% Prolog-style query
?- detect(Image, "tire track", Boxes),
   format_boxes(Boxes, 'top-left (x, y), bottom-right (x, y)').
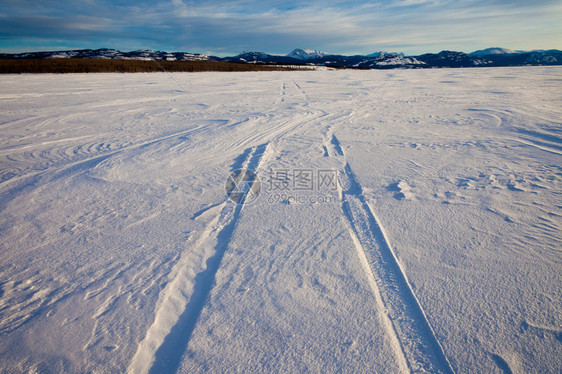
top-left (325, 133), bottom-right (455, 374)
top-left (128, 143), bottom-right (271, 374)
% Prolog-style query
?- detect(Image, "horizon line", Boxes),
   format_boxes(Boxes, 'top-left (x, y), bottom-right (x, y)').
top-left (2, 46), bottom-right (561, 58)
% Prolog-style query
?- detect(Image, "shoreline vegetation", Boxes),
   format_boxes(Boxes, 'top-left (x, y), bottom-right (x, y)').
top-left (0, 59), bottom-right (310, 74)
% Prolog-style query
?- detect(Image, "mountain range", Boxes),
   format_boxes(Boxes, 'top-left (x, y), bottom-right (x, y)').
top-left (1, 47), bottom-right (561, 69)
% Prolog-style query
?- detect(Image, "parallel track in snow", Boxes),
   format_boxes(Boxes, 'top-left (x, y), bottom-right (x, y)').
top-left (325, 133), bottom-right (455, 374)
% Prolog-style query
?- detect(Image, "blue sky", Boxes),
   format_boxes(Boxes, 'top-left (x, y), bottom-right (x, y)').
top-left (1, 0), bottom-right (561, 56)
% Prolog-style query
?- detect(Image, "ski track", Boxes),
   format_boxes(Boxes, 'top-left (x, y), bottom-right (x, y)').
top-left (128, 143), bottom-right (271, 374)
top-left (325, 133), bottom-right (456, 374)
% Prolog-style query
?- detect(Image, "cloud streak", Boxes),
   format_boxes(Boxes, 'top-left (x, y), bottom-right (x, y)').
top-left (1, 0), bottom-right (561, 55)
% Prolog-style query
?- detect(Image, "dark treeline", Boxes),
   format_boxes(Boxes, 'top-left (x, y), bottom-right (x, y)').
top-left (0, 59), bottom-right (308, 74)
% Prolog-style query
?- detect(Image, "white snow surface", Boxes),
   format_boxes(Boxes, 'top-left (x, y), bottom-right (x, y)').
top-left (0, 67), bottom-right (561, 373)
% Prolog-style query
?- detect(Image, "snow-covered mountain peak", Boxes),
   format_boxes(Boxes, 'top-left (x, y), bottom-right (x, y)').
top-left (287, 48), bottom-right (329, 60)
top-left (367, 51), bottom-right (404, 58)
top-left (470, 47), bottom-right (518, 56)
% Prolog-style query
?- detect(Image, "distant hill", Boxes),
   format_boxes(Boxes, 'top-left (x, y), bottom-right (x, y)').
top-left (2, 47), bottom-right (561, 70)
top-left (0, 48), bottom-right (209, 61)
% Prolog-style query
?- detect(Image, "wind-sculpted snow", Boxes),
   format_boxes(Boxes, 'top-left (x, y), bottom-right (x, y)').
top-left (0, 68), bottom-right (561, 373)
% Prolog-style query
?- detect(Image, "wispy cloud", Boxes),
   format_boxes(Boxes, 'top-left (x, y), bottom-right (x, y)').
top-left (0, 0), bottom-right (561, 55)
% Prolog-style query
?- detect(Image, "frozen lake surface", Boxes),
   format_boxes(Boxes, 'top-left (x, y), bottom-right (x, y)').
top-left (0, 67), bottom-right (561, 373)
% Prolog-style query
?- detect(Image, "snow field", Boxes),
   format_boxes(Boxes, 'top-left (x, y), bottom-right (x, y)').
top-left (0, 67), bottom-right (561, 373)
